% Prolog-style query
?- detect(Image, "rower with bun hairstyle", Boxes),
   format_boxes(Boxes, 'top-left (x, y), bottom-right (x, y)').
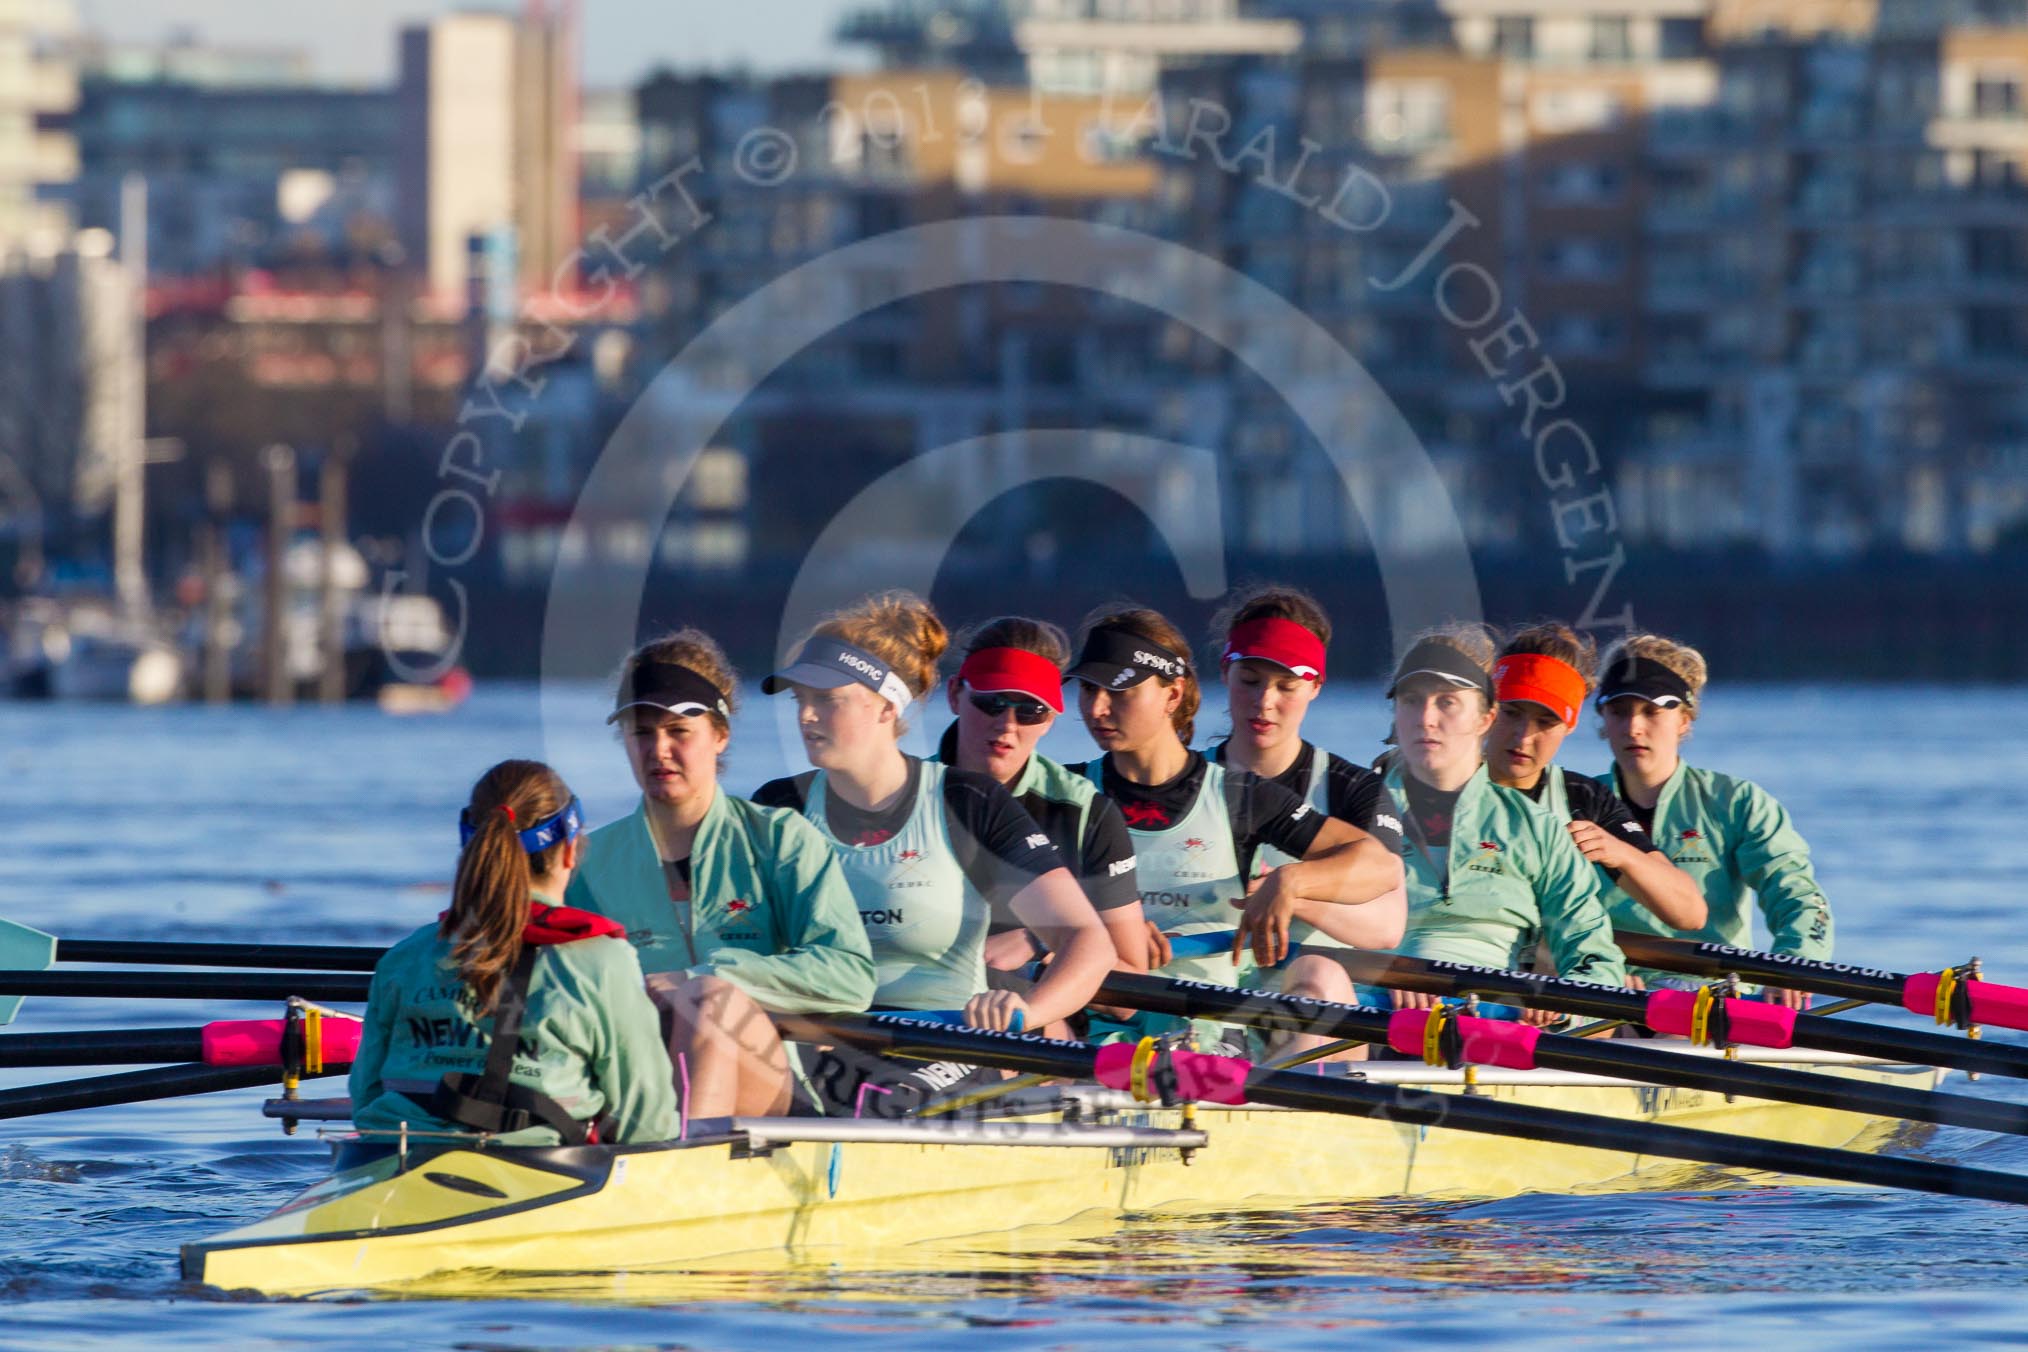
top-left (1383, 624), bottom-right (1626, 1015)
top-left (350, 760), bottom-right (677, 1145)
top-left (566, 629), bottom-right (876, 1121)
top-left (930, 616), bottom-right (1151, 983)
top-left (1206, 585), bottom-right (1407, 1058)
top-left (1595, 634), bottom-right (1833, 1008)
top-left (1488, 622), bottom-right (1706, 931)
top-left (755, 591), bottom-right (1114, 1114)
top-left (1067, 601), bottom-right (1403, 1047)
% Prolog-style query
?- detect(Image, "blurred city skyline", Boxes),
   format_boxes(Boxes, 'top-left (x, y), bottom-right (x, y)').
top-left (77, 0), bottom-right (863, 85)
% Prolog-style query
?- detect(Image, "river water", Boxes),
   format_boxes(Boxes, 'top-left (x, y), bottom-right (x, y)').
top-left (5, 682), bottom-right (2028, 1347)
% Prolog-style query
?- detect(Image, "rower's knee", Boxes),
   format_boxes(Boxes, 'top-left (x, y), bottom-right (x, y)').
top-left (1281, 954), bottom-right (1355, 1003)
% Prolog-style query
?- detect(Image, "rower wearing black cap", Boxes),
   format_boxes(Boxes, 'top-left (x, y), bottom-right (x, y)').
top-left (1381, 623), bottom-right (1627, 1018)
top-left (1594, 633), bottom-right (1833, 1008)
top-left (1204, 585), bottom-right (1407, 1061)
top-left (929, 616), bottom-right (1151, 1001)
top-left (754, 591), bottom-right (1114, 1115)
top-left (566, 629), bottom-right (876, 1122)
top-left (1065, 602), bottom-right (1404, 1049)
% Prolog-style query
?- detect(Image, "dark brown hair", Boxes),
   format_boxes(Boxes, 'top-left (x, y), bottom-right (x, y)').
top-left (1500, 621), bottom-right (1599, 694)
top-left (1210, 583), bottom-right (1333, 648)
top-left (957, 615), bottom-right (1072, 669)
top-left (443, 760), bottom-right (575, 1012)
top-left (616, 627), bottom-right (740, 732)
top-left (1077, 602), bottom-right (1200, 742)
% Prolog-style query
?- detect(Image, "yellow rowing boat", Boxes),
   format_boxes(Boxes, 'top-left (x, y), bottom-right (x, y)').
top-left (183, 1057), bottom-right (1941, 1297)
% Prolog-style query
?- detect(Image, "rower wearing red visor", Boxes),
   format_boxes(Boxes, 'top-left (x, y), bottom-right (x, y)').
top-left (931, 617), bottom-right (1150, 1025)
top-left (1206, 585), bottom-right (1408, 1059)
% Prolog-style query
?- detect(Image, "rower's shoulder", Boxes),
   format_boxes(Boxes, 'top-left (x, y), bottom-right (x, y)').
top-left (541, 932), bottom-right (648, 993)
top-left (1691, 765), bottom-right (1793, 827)
top-left (1677, 762), bottom-right (1768, 806)
top-left (751, 771), bottom-right (816, 813)
top-left (1320, 749), bottom-right (1384, 789)
top-left (379, 921), bottom-right (444, 967)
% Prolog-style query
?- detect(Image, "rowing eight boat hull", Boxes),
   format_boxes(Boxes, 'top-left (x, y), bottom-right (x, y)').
top-left (183, 1064), bottom-right (1940, 1297)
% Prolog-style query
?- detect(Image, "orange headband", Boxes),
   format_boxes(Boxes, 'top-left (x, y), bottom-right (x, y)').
top-left (1493, 653), bottom-right (1587, 731)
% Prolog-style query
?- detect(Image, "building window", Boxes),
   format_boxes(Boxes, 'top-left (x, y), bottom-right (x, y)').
top-left (1974, 72), bottom-right (2024, 119)
top-left (1366, 81), bottom-right (1451, 154)
top-left (1658, 18), bottom-right (1704, 61)
top-left (1537, 237), bottom-right (1624, 281)
top-left (1493, 16), bottom-right (1534, 61)
top-left (1590, 16), bottom-right (1633, 63)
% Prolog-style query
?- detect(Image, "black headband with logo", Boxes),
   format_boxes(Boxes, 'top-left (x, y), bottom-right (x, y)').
top-left (607, 661), bottom-right (732, 724)
top-left (1595, 655), bottom-right (1693, 710)
top-left (1385, 638), bottom-right (1494, 700)
top-left (1065, 625), bottom-right (1190, 691)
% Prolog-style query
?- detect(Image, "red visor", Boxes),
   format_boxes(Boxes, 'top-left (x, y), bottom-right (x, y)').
top-left (1493, 653), bottom-right (1587, 731)
top-left (958, 647), bottom-right (1065, 712)
top-left (1222, 617), bottom-right (1326, 681)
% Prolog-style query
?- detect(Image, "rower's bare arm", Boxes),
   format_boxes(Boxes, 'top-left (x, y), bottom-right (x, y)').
top-left (1102, 901), bottom-right (1151, 972)
top-left (982, 928), bottom-right (1042, 971)
top-left (1004, 866), bottom-right (1114, 1027)
top-left (1293, 882), bottom-right (1408, 950)
top-left (1298, 818), bottom-right (1408, 906)
top-left (1230, 823), bottom-right (1406, 965)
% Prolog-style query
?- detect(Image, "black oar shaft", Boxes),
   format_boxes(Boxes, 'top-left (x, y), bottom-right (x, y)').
top-left (1323, 951), bottom-right (2028, 1082)
top-left (0, 1028), bottom-right (205, 1068)
top-left (0, 972), bottom-right (372, 1002)
top-left (1100, 975), bottom-right (2028, 1140)
top-left (1614, 932), bottom-right (1905, 1003)
top-left (0, 1062), bottom-right (347, 1121)
top-left (783, 1012), bottom-right (2028, 1207)
top-left (54, 940), bottom-right (384, 972)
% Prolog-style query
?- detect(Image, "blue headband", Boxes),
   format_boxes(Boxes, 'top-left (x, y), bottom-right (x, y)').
top-left (459, 796), bottom-right (584, 854)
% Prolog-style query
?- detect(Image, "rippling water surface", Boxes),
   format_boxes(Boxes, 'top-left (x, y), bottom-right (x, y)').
top-left (6, 682), bottom-right (2028, 1347)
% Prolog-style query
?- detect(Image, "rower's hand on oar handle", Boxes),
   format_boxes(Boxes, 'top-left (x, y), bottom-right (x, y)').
top-left (1145, 922), bottom-right (1173, 970)
top-left (1519, 1006), bottom-right (1564, 1027)
top-left (1760, 986), bottom-right (1812, 1011)
top-left (962, 989), bottom-right (1032, 1033)
top-left (1231, 870), bottom-right (1295, 968)
top-left (1388, 988), bottom-right (1440, 1011)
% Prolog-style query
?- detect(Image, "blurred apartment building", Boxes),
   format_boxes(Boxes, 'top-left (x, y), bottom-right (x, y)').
top-left (397, 5), bottom-right (578, 302)
top-left (0, 0), bottom-right (123, 592)
top-left (0, 0), bottom-right (77, 251)
top-left (628, 68), bottom-right (1185, 576)
top-left (1634, 0), bottom-right (2028, 555)
top-left (66, 35), bottom-right (398, 276)
top-left (733, 0), bottom-right (2028, 562)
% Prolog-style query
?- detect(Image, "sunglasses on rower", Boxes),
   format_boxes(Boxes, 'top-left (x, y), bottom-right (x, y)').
top-left (966, 689), bottom-right (1053, 726)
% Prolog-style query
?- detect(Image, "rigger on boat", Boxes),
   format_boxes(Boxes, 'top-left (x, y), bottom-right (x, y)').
top-left (9, 595), bottom-right (2028, 1297)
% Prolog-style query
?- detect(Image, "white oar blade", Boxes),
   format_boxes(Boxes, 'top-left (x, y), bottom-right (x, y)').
top-left (0, 920), bottom-right (57, 1025)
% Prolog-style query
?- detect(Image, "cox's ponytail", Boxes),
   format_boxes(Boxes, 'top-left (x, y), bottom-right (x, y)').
top-left (443, 760), bottom-right (574, 1011)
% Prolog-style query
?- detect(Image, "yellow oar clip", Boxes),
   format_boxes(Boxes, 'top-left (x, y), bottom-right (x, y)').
top-left (1128, 1037), bottom-right (1160, 1103)
top-left (1421, 1003), bottom-right (1455, 1068)
top-left (1690, 984), bottom-right (1718, 1048)
top-left (1935, 965), bottom-right (1962, 1028)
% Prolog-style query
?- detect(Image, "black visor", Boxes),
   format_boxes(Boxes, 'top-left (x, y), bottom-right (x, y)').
top-left (1065, 625), bottom-right (1189, 691)
top-left (608, 661), bottom-right (731, 724)
top-left (1385, 639), bottom-right (1494, 701)
top-left (760, 636), bottom-right (915, 710)
top-left (1595, 655), bottom-right (1692, 710)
